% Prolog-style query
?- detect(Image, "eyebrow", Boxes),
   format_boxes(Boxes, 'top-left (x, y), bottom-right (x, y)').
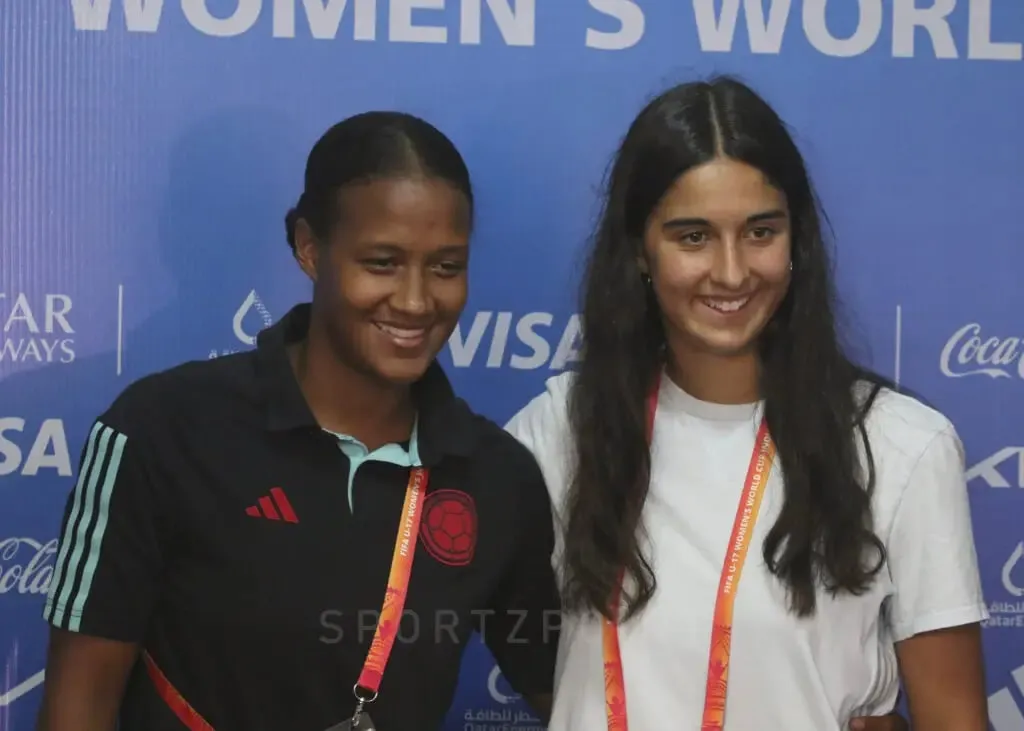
top-left (662, 209), bottom-right (788, 230)
top-left (360, 242), bottom-right (469, 255)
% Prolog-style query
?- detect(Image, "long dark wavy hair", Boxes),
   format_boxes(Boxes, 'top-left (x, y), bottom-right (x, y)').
top-left (564, 76), bottom-right (891, 622)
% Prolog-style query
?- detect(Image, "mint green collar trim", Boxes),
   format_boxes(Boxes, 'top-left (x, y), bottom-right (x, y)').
top-left (325, 415), bottom-right (421, 511)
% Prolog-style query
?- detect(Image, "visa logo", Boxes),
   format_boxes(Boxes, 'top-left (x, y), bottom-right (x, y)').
top-left (445, 311), bottom-right (580, 370)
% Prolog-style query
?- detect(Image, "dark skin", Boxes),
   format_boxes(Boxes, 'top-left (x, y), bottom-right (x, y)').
top-left (290, 176), bottom-right (472, 449)
top-left (36, 632), bottom-right (135, 731)
top-left (895, 624), bottom-right (988, 730)
top-left (36, 176), bottom-right (475, 730)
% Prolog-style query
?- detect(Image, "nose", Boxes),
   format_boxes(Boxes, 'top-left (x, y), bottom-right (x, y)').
top-left (710, 237), bottom-right (748, 289)
top-left (391, 267), bottom-right (432, 317)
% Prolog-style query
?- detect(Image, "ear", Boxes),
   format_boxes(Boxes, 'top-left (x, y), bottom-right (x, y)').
top-left (633, 232), bottom-right (651, 276)
top-left (293, 218), bottom-right (320, 283)
top-left (636, 246), bottom-right (653, 278)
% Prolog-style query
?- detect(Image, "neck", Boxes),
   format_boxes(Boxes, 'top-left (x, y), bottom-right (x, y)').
top-left (665, 342), bottom-right (761, 405)
top-left (291, 321), bottom-right (415, 450)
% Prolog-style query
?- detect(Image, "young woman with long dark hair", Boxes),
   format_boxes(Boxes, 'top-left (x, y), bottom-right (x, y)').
top-left (507, 77), bottom-right (988, 730)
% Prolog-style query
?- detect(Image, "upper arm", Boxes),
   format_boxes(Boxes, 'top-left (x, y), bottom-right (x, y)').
top-left (36, 629), bottom-right (139, 731)
top-left (886, 423), bottom-right (988, 728)
top-left (895, 624), bottom-right (987, 730)
top-left (39, 409), bottom-right (167, 728)
top-left (476, 448), bottom-right (561, 697)
top-left (44, 416), bottom-right (166, 640)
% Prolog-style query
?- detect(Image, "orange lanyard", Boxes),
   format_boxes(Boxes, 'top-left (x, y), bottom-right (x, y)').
top-left (144, 467), bottom-right (430, 730)
top-left (355, 466), bottom-right (429, 694)
top-left (601, 378), bottom-right (776, 731)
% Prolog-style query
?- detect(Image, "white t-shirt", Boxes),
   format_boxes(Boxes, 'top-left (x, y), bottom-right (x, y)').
top-left (504, 371), bottom-right (988, 731)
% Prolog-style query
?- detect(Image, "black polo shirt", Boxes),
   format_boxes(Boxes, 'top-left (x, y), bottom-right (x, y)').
top-left (42, 304), bottom-right (560, 731)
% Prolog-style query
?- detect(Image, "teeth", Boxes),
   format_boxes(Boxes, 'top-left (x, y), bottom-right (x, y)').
top-left (704, 297), bottom-right (750, 313)
top-left (376, 323), bottom-right (426, 341)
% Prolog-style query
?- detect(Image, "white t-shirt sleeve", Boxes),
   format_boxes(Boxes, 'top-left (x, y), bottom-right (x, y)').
top-left (504, 374), bottom-right (571, 453)
top-left (504, 373), bottom-right (575, 518)
top-left (885, 423), bottom-right (989, 642)
top-left (504, 396), bottom-right (544, 454)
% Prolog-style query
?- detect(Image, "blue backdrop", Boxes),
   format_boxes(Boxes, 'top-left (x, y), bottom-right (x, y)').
top-left (1, 1), bottom-right (1022, 729)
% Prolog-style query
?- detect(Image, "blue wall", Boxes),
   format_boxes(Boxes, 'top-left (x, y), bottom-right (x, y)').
top-left (1, 2), bottom-right (1022, 728)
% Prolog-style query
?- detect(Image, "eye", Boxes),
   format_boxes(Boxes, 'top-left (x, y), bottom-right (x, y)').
top-left (679, 231), bottom-right (708, 246)
top-left (363, 257), bottom-right (397, 272)
top-left (432, 260), bottom-right (466, 278)
top-left (749, 226), bottom-right (775, 241)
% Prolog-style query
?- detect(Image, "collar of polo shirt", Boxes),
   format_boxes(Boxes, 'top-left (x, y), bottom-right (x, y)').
top-left (324, 416), bottom-right (422, 510)
top-left (253, 304), bottom-right (478, 480)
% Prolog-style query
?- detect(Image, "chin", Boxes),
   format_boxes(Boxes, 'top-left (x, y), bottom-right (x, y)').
top-left (697, 341), bottom-right (755, 358)
top-left (371, 357), bottom-right (434, 386)
top-left (686, 329), bottom-right (760, 357)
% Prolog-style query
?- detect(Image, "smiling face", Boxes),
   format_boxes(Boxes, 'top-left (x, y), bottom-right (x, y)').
top-left (641, 156), bottom-right (792, 360)
top-left (295, 176), bottom-right (471, 386)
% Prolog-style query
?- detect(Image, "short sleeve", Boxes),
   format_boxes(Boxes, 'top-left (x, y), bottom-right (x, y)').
top-left (503, 373), bottom-right (575, 518)
top-left (476, 450), bottom-right (561, 696)
top-left (885, 423), bottom-right (989, 642)
top-left (503, 400), bottom-right (542, 456)
top-left (43, 404), bottom-right (166, 643)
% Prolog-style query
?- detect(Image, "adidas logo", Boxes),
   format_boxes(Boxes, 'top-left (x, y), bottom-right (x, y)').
top-left (246, 487), bottom-right (298, 523)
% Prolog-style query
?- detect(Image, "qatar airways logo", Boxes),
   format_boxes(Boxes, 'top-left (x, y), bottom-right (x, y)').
top-left (0, 293), bottom-right (75, 366)
top-left (940, 323), bottom-right (1023, 380)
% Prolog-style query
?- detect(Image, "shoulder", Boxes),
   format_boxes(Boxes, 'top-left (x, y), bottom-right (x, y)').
top-left (447, 399), bottom-right (556, 525)
top-left (462, 405), bottom-right (545, 478)
top-left (858, 382), bottom-right (960, 466)
top-left (504, 371), bottom-right (576, 448)
top-left (502, 371), bottom-right (577, 515)
top-left (856, 382), bottom-right (965, 522)
top-left (99, 352), bottom-right (258, 439)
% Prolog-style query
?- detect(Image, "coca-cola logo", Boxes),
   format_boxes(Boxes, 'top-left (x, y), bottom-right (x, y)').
top-left (0, 537), bottom-right (56, 595)
top-left (939, 323), bottom-right (1023, 380)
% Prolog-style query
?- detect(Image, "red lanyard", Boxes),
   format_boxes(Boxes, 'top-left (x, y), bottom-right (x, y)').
top-left (144, 467), bottom-right (430, 730)
top-left (601, 376), bottom-right (776, 731)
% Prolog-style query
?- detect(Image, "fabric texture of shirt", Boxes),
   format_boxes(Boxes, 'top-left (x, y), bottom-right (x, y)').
top-left (505, 370), bottom-right (988, 731)
top-left (43, 303), bottom-right (560, 731)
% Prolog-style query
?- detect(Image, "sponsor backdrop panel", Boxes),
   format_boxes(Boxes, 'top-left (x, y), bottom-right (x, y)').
top-left (1, 1), bottom-right (1021, 729)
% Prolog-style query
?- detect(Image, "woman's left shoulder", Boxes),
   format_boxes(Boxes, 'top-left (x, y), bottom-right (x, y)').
top-left (858, 382), bottom-right (959, 450)
top-left (855, 381), bottom-right (965, 509)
